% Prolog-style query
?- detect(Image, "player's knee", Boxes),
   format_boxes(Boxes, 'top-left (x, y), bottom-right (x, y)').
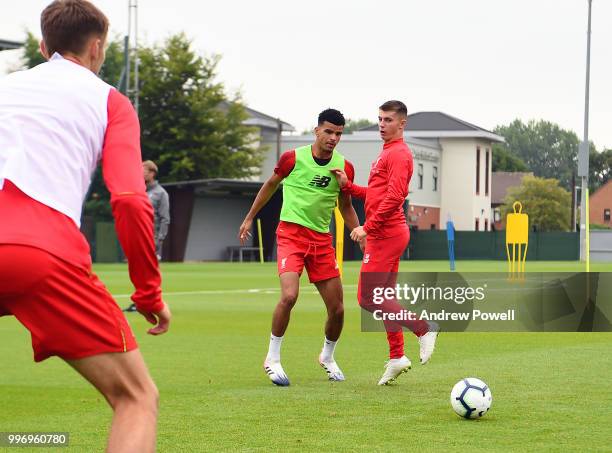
top-left (279, 292), bottom-right (298, 308)
top-left (330, 304), bottom-right (344, 320)
top-left (357, 296), bottom-right (374, 311)
top-left (110, 376), bottom-right (159, 415)
top-left (133, 380), bottom-right (158, 416)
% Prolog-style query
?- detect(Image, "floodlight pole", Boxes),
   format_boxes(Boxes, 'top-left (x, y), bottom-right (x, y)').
top-left (579, 0), bottom-right (592, 261)
top-left (127, 0), bottom-right (139, 115)
top-left (133, 0), bottom-right (139, 114)
top-left (125, 1), bottom-right (130, 97)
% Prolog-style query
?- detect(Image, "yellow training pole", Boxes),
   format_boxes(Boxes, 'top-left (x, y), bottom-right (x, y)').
top-left (334, 206), bottom-right (344, 278)
top-left (586, 189), bottom-right (590, 273)
top-left (257, 218), bottom-right (264, 264)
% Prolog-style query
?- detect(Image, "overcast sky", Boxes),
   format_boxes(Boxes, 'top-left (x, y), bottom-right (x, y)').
top-left (2, 0), bottom-right (611, 149)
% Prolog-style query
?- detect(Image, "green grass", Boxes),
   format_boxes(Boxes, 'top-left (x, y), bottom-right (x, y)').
top-left (1, 261), bottom-right (611, 452)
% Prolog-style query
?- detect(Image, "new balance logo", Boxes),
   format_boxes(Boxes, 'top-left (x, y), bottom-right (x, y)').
top-left (308, 175), bottom-right (332, 188)
top-left (363, 254), bottom-right (370, 264)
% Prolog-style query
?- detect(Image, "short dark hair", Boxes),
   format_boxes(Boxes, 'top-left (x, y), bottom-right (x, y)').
top-left (41, 0), bottom-right (109, 57)
top-left (379, 100), bottom-right (408, 119)
top-left (318, 108), bottom-right (345, 127)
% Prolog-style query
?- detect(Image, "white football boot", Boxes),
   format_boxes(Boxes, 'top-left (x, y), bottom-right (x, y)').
top-left (418, 321), bottom-right (440, 365)
top-left (319, 355), bottom-right (346, 382)
top-left (263, 360), bottom-right (290, 386)
top-left (377, 355), bottom-right (412, 386)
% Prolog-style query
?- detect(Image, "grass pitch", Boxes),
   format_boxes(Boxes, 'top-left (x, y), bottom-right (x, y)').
top-left (1, 261), bottom-right (611, 452)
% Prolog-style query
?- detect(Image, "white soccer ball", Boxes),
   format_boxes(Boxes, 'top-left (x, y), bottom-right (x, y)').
top-left (450, 377), bottom-right (492, 419)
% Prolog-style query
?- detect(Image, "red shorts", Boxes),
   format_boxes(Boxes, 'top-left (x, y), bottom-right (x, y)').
top-left (276, 222), bottom-right (340, 283)
top-left (0, 244), bottom-right (137, 362)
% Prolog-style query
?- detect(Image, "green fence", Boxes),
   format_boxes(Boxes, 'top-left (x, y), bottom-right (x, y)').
top-left (410, 231), bottom-right (579, 261)
top-left (89, 222), bottom-right (579, 263)
top-left (94, 222), bottom-right (121, 263)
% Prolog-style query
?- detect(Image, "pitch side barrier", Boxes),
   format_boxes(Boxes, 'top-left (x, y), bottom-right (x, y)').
top-left (360, 272), bottom-right (611, 332)
top-left (408, 231), bottom-right (579, 261)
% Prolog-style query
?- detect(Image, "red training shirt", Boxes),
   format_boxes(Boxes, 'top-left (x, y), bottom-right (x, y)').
top-left (342, 138), bottom-right (412, 239)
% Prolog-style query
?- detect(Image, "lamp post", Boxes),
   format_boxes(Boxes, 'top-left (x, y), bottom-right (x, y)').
top-left (127, 0), bottom-right (139, 114)
top-left (578, 0), bottom-right (593, 261)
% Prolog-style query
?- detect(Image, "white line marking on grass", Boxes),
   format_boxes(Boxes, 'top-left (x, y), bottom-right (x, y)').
top-left (112, 284), bottom-right (357, 299)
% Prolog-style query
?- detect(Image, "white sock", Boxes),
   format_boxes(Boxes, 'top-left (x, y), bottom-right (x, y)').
top-left (266, 333), bottom-right (283, 362)
top-left (320, 337), bottom-right (337, 362)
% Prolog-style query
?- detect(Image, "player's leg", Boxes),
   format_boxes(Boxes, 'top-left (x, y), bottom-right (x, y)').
top-left (358, 234), bottom-right (430, 335)
top-left (386, 252), bottom-right (405, 361)
top-left (377, 239), bottom-right (411, 384)
top-left (314, 277), bottom-right (344, 341)
top-left (305, 244), bottom-right (345, 381)
top-left (375, 233), bottom-right (438, 364)
top-left (264, 271), bottom-right (299, 386)
top-left (155, 239), bottom-right (163, 261)
top-left (357, 234), bottom-right (420, 384)
top-left (0, 245), bottom-right (156, 451)
top-left (360, 245), bottom-right (410, 384)
top-left (270, 272), bottom-right (301, 338)
top-left (66, 351), bottom-right (158, 453)
top-left (313, 276), bottom-right (345, 381)
top-left (264, 232), bottom-right (306, 386)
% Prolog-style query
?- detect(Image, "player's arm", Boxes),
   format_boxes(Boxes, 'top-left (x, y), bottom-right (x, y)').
top-left (338, 192), bottom-right (359, 231)
top-left (362, 151), bottom-right (411, 237)
top-left (238, 172), bottom-right (283, 244)
top-left (330, 168), bottom-right (367, 200)
top-left (102, 89), bottom-right (170, 335)
top-left (239, 150), bottom-right (295, 244)
top-left (337, 160), bottom-right (359, 231)
top-left (157, 190), bottom-right (170, 241)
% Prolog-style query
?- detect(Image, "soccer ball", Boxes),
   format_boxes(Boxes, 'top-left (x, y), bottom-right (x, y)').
top-left (450, 377), bottom-right (492, 419)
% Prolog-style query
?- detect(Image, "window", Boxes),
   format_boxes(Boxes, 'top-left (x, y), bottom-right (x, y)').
top-left (476, 148), bottom-right (480, 195)
top-left (430, 224), bottom-right (436, 230)
top-left (475, 218), bottom-right (480, 231)
top-left (418, 163), bottom-right (423, 189)
top-left (605, 209), bottom-right (611, 222)
top-left (494, 208), bottom-right (501, 223)
top-left (485, 150), bottom-right (490, 195)
top-left (484, 219), bottom-right (489, 231)
top-left (433, 166), bottom-right (438, 191)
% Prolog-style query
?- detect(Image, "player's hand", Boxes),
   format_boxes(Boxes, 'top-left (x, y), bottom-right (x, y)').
top-left (330, 168), bottom-right (348, 188)
top-left (350, 226), bottom-right (367, 242)
top-left (359, 237), bottom-right (367, 253)
top-left (238, 218), bottom-right (253, 245)
top-left (139, 302), bottom-right (171, 336)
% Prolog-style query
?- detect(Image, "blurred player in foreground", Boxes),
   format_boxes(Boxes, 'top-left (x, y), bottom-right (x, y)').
top-left (332, 100), bottom-right (439, 385)
top-left (0, 1), bottom-right (170, 451)
top-left (238, 109), bottom-right (359, 386)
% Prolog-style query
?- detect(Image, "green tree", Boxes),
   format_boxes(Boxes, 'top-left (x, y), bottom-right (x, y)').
top-left (22, 31), bottom-right (46, 67)
top-left (492, 144), bottom-right (529, 172)
top-left (344, 118), bottom-right (376, 133)
top-left (501, 176), bottom-right (571, 232)
top-left (301, 118), bottom-right (376, 135)
top-left (494, 119), bottom-right (583, 189)
top-left (138, 33), bottom-right (263, 182)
